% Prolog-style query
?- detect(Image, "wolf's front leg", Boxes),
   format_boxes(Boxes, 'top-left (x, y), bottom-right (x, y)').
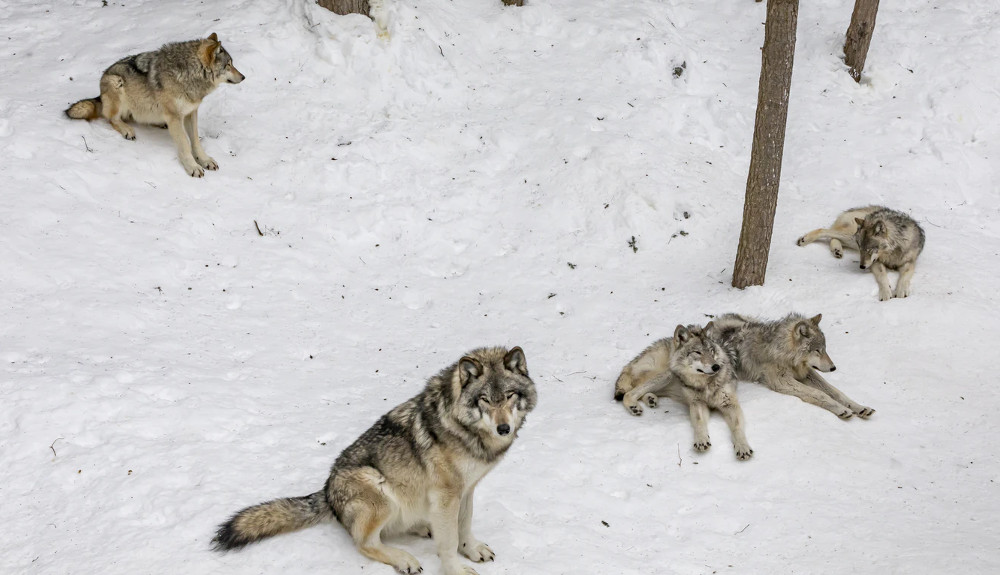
top-left (430, 490), bottom-right (479, 575)
top-left (870, 262), bottom-right (893, 302)
top-left (184, 110), bottom-right (218, 170)
top-left (688, 402), bottom-right (711, 451)
top-left (762, 373), bottom-right (852, 419)
top-left (165, 113), bottom-right (203, 177)
top-left (718, 401), bottom-right (753, 460)
top-left (804, 370), bottom-right (874, 418)
top-left (458, 487), bottom-right (494, 563)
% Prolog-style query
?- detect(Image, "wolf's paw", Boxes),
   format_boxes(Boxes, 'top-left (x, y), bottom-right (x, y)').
top-left (388, 551), bottom-right (422, 574)
top-left (121, 128), bottom-right (136, 141)
top-left (833, 248), bottom-right (843, 259)
top-left (628, 403), bottom-right (644, 416)
top-left (461, 540), bottom-right (495, 563)
top-left (185, 164), bottom-right (205, 178)
top-left (198, 156), bottom-right (219, 170)
top-left (878, 289), bottom-right (892, 302)
top-left (894, 286), bottom-right (910, 298)
top-left (837, 408), bottom-right (854, 420)
top-left (642, 393), bottom-right (659, 408)
top-left (735, 445), bottom-right (754, 460)
top-left (854, 406), bottom-right (875, 419)
top-left (693, 440), bottom-right (711, 452)
top-left (796, 236), bottom-right (807, 246)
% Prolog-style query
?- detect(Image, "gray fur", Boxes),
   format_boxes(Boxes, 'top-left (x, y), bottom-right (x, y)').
top-left (798, 205), bottom-right (925, 301)
top-left (65, 33), bottom-right (244, 177)
top-left (615, 324), bottom-right (753, 460)
top-left (708, 313), bottom-right (874, 420)
top-left (214, 346), bottom-right (536, 575)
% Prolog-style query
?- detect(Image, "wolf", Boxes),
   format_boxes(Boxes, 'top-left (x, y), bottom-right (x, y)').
top-left (707, 313), bottom-right (874, 420)
top-left (65, 33), bottom-right (244, 177)
top-left (797, 205), bottom-right (925, 301)
top-left (613, 324), bottom-right (753, 460)
top-left (213, 346), bottom-right (537, 575)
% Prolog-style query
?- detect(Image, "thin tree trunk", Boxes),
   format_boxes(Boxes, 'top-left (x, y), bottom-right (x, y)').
top-left (502, 0), bottom-right (525, 6)
top-left (843, 0), bottom-right (880, 82)
top-left (732, 0), bottom-right (799, 289)
top-left (317, 0), bottom-right (370, 17)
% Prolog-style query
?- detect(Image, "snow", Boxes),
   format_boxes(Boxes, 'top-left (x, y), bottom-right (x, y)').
top-left (2, 0), bottom-right (999, 573)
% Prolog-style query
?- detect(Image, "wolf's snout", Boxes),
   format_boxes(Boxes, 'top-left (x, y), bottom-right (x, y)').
top-left (830, 366), bottom-right (836, 372)
top-left (496, 424), bottom-right (511, 436)
top-left (711, 364), bottom-right (720, 372)
top-left (859, 263), bottom-right (867, 270)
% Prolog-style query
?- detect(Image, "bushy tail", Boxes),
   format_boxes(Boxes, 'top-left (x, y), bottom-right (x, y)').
top-left (212, 491), bottom-right (331, 551)
top-left (65, 97), bottom-right (101, 120)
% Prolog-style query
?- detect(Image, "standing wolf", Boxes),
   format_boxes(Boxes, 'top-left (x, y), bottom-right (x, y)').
top-left (797, 205), bottom-right (925, 301)
top-left (214, 347), bottom-right (537, 575)
top-left (65, 33), bottom-right (245, 177)
top-left (708, 314), bottom-right (874, 420)
top-left (613, 324), bottom-right (753, 460)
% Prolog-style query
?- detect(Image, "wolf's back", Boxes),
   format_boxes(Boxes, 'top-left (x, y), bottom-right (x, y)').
top-left (213, 491), bottom-right (331, 551)
top-left (65, 97), bottom-right (102, 120)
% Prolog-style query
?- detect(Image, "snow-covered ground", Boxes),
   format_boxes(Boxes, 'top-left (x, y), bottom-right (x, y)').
top-left (2, 0), bottom-right (999, 573)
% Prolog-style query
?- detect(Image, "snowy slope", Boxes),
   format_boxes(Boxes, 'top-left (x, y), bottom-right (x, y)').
top-left (2, 0), bottom-right (999, 573)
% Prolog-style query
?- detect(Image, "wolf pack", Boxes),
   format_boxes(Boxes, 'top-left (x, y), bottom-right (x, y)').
top-left (64, 33), bottom-right (927, 575)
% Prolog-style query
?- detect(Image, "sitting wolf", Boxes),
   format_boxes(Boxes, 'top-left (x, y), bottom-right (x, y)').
top-left (614, 324), bottom-right (753, 460)
top-left (797, 205), bottom-right (925, 301)
top-left (707, 313), bottom-right (874, 420)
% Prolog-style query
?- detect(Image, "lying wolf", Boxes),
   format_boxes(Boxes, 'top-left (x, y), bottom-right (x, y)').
top-left (614, 324), bottom-right (753, 460)
top-left (214, 347), bottom-right (537, 575)
top-left (797, 205), bottom-right (925, 301)
top-left (708, 313), bottom-right (874, 420)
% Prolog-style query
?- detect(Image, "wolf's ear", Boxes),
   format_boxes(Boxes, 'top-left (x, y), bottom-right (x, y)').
top-left (199, 37), bottom-right (221, 66)
top-left (704, 321), bottom-right (715, 332)
top-left (208, 32), bottom-right (219, 42)
top-left (810, 314), bottom-right (822, 325)
top-left (854, 217), bottom-right (866, 228)
top-left (674, 324), bottom-right (690, 343)
top-left (503, 347), bottom-right (528, 376)
top-left (796, 322), bottom-right (811, 338)
top-left (873, 220), bottom-right (886, 236)
top-left (458, 356), bottom-right (483, 387)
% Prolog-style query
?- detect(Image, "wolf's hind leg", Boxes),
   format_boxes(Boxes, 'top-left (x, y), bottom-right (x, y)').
top-left (341, 472), bottom-right (422, 574)
top-left (99, 75), bottom-right (135, 140)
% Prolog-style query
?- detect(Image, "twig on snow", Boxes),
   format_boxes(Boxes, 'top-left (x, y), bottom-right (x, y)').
top-left (81, 136), bottom-right (92, 152)
top-left (49, 437), bottom-right (64, 458)
top-left (253, 220), bottom-right (264, 237)
top-left (735, 523), bottom-right (751, 535)
top-left (677, 444), bottom-right (682, 467)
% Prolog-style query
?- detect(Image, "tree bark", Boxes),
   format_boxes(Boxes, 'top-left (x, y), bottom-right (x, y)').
top-left (317, 0), bottom-right (370, 17)
top-left (732, 0), bottom-right (799, 289)
top-left (843, 0), bottom-right (880, 82)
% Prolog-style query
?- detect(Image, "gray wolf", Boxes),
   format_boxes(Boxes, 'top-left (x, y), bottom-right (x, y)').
top-left (213, 346), bottom-right (537, 575)
top-left (65, 33), bottom-right (244, 177)
top-left (708, 313), bottom-right (874, 419)
top-left (797, 205), bottom-right (925, 301)
top-left (613, 324), bottom-right (753, 460)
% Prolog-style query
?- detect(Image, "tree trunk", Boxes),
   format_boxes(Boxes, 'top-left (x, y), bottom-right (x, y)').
top-left (843, 0), bottom-right (880, 82)
top-left (732, 0), bottom-right (799, 289)
top-left (317, 0), bottom-right (370, 17)
top-left (502, 1), bottom-right (525, 6)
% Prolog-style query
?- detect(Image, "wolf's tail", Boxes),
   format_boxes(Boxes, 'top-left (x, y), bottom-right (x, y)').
top-left (613, 371), bottom-right (631, 401)
top-left (65, 97), bottom-right (102, 120)
top-left (212, 491), bottom-right (332, 551)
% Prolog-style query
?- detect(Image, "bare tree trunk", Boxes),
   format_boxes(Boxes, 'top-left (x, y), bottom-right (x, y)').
top-left (732, 0), bottom-right (799, 289)
top-left (843, 0), bottom-right (880, 82)
top-left (502, 1), bottom-right (525, 6)
top-left (317, 0), bottom-right (370, 17)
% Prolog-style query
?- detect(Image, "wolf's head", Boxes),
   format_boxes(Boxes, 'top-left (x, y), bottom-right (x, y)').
top-left (669, 324), bottom-right (729, 380)
top-left (854, 216), bottom-right (889, 270)
top-left (451, 347), bottom-right (537, 447)
top-left (790, 314), bottom-right (836, 372)
top-left (200, 33), bottom-right (245, 86)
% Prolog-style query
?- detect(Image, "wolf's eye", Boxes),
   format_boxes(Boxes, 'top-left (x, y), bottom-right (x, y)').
top-left (506, 391), bottom-right (519, 401)
top-left (479, 395), bottom-right (490, 404)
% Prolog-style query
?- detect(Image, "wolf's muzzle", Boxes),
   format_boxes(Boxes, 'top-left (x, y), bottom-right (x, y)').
top-left (496, 424), bottom-right (511, 436)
